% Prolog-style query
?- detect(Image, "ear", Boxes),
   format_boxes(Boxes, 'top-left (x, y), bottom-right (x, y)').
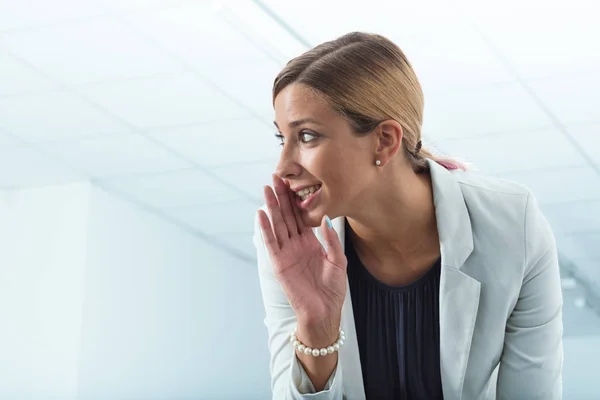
top-left (374, 120), bottom-right (403, 166)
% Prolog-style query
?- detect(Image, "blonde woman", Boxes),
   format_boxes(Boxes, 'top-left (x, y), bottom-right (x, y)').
top-left (254, 32), bottom-right (563, 400)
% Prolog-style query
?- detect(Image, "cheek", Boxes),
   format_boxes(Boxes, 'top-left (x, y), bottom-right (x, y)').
top-left (324, 159), bottom-right (368, 196)
top-left (310, 149), bottom-right (346, 182)
top-left (301, 144), bottom-right (369, 189)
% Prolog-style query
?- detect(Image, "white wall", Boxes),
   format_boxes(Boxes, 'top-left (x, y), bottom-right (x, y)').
top-left (0, 183), bottom-right (271, 399)
top-left (0, 183), bottom-right (91, 398)
top-left (76, 186), bottom-right (270, 399)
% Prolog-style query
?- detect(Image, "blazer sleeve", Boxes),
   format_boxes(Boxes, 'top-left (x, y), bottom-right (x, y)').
top-left (253, 207), bottom-right (343, 399)
top-left (497, 193), bottom-right (564, 399)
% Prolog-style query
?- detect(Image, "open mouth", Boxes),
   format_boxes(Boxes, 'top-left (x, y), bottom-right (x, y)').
top-left (296, 184), bottom-right (321, 201)
top-left (295, 184), bottom-right (322, 209)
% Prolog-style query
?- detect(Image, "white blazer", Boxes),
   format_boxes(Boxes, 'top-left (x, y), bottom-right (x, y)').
top-left (253, 160), bottom-right (563, 400)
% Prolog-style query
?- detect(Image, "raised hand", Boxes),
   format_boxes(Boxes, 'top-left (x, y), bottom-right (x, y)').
top-left (257, 175), bottom-right (348, 337)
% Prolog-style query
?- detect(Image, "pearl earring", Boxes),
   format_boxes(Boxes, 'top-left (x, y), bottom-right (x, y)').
top-left (375, 160), bottom-right (381, 166)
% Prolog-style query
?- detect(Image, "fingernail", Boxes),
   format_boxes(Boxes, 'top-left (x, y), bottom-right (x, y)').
top-left (325, 215), bottom-right (333, 229)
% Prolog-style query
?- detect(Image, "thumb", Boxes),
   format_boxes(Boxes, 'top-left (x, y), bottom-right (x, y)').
top-left (321, 215), bottom-right (345, 267)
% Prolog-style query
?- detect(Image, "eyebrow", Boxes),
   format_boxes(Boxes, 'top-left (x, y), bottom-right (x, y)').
top-left (273, 118), bottom-right (322, 130)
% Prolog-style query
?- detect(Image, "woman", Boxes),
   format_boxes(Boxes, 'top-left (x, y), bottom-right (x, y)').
top-left (253, 32), bottom-right (563, 400)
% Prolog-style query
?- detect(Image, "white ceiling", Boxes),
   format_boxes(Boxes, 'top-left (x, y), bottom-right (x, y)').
top-left (0, 0), bottom-right (598, 288)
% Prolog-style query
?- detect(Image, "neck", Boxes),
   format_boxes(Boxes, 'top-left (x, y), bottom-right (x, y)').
top-left (345, 166), bottom-right (439, 262)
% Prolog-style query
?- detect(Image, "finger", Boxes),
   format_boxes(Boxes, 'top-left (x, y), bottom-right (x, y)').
top-left (282, 178), bottom-right (309, 234)
top-left (264, 185), bottom-right (289, 244)
top-left (257, 209), bottom-right (280, 253)
top-left (273, 175), bottom-right (299, 236)
top-left (321, 215), bottom-right (346, 268)
top-left (288, 188), bottom-right (311, 234)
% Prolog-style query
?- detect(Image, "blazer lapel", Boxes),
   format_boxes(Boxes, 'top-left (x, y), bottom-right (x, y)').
top-left (428, 160), bottom-right (481, 400)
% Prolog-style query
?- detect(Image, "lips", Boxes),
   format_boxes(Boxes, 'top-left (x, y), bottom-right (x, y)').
top-left (294, 184), bottom-right (322, 210)
top-left (295, 184), bottom-right (322, 201)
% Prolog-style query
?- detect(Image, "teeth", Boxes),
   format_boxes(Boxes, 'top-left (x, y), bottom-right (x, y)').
top-left (297, 185), bottom-right (321, 201)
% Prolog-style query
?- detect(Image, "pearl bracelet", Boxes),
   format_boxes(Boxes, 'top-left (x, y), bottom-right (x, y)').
top-left (290, 328), bottom-right (346, 357)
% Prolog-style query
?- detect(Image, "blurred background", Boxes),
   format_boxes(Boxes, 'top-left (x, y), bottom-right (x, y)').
top-left (0, 0), bottom-right (598, 398)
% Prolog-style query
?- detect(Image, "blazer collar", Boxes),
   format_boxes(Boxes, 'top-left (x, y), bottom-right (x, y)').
top-left (325, 159), bottom-right (480, 399)
top-left (427, 159), bottom-right (474, 269)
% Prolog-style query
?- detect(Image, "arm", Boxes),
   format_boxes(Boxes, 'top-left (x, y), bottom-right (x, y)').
top-left (253, 207), bottom-right (343, 399)
top-left (497, 193), bottom-right (563, 399)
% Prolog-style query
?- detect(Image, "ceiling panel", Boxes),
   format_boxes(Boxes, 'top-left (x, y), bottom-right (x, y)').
top-left (541, 200), bottom-right (600, 236)
top-left (422, 82), bottom-right (553, 139)
top-left (0, 147), bottom-right (81, 188)
top-left (0, 0), bottom-right (107, 31)
top-left (0, 17), bottom-right (184, 85)
top-left (456, 0), bottom-right (600, 79)
top-left (401, 31), bottom-right (512, 93)
top-left (203, 59), bottom-right (281, 117)
top-left (0, 0), bottom-right (597, 275)
top-left (209, 1), bottom-right (512, 100)
top-left (209, 159), bottom-right (278, 202)
top-left (125, 2), bottom-right (270, 72)
top-left (566, 122), bottom-right (600, 164)
top-left (433, 127), bottom-right (584, 174)
top-left (0, 51), bottom-right (56, 96)
top-left (98, 0), bottom-right (193, 13)
top-left (104, 168), bottom-right (245, 208)
top-left (262, 0), bottom-right (462, 45)
top-left (0, 91), bottom-right (130, 142)
top-left (43, 133), bottom-right (189, 177)
top-left (78, 73), bottom-right (250, 130)
top-left (215, 0), bottom-right (308, 64)
top-left (528, 72), bottom-right (600, 125)
top-left (499, 166), bottom-right (600, 205)
top-left (167, 200), bottom-right (258, 235)
top-left (149, 118), bottom-right (279, 167)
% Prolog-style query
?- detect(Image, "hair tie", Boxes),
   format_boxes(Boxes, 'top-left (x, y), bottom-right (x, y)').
top-left (415, 139), bottom-right (422, 154)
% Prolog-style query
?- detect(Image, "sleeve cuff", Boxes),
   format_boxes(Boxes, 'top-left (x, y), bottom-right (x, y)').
top-left (290, 354), bottom-right (341, 398)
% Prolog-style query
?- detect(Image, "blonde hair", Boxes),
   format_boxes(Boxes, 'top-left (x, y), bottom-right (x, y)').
top-left (273, 32), bottom-right (467, 173)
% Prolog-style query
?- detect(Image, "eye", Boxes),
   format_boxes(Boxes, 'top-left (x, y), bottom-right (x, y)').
top-left (300, 131), bottom-right (318, 143)
top-left (274, 133), bottom-right (285, 146)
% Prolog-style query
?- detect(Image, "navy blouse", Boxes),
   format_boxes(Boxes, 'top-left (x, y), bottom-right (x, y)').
top-left (346, 223), bottom-right (444, 399)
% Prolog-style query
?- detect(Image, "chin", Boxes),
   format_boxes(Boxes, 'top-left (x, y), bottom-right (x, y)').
top-left (301, 209), bottom-right (324, 228)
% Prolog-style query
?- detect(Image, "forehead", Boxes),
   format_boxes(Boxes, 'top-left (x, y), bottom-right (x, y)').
top-left (274, 84), bottom-right (336, 124)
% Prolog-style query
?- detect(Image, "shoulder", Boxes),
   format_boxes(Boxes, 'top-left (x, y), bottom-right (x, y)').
top-left (451, 169), bottom-right (556, 271)
top-left (452, 169), bottom-right (533, 222)
top-left (453, 169), bottom-right (531, 201)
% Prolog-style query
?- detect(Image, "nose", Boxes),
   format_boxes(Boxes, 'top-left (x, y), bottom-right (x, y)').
top-left (275, 144), bottom-right (302, 180)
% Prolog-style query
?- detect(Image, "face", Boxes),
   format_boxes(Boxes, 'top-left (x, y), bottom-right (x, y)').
top-left (273, 83), bottom-right (377, 227)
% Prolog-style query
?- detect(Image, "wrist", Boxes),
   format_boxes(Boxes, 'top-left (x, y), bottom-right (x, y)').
top-left (296, 317), bottom-right (341, 349)
top-left (291, 328), bottom-right (345, 357)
